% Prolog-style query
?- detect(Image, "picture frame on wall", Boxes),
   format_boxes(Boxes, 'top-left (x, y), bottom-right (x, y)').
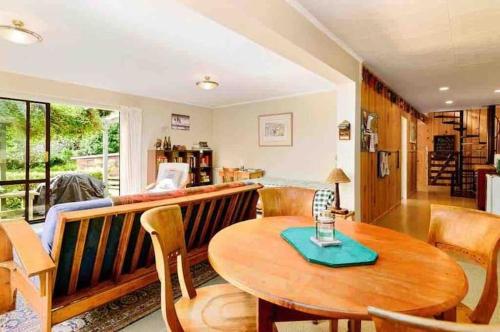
top-left (258, 112), bottom-right (293, 147)
top-left (171, 113), bottom-right (190, 131)
top-left (409, 121), bottom-right (417, 143)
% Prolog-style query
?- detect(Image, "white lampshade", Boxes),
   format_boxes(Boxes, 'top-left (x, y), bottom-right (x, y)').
top-left (196, 76), bottom-right (219, 90)
top-left (0, 20), bottom-right (42, 45)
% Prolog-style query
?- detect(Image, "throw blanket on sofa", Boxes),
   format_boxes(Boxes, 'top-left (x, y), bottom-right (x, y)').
top-left (41, 198), bottom-right (113, 254)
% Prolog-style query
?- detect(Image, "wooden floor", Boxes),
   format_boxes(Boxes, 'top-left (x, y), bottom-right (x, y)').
top-left (374, 186), bottom-right (476, 240)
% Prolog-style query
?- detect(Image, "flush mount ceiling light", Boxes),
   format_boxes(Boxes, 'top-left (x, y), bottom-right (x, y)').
top-left (494, 89), bottom-right (500, 93)
top-left (0, 19), bottom-right (42, 45)
top-left (196, 76), bottom-right (219, 90)
top-left (439, 86), bottom-right (449, 91)
top-left (445, 100), bottom-right (454, 105)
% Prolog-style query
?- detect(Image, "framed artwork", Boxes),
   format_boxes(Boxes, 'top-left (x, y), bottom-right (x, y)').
top-left (409, 121), bottom-right (417, 143)
top-left (171, 113), bottom-right (190, 130)
top-left (258, 112), bottom-right (293, 147)
top-left (338, 120), bottom-right (351, 140)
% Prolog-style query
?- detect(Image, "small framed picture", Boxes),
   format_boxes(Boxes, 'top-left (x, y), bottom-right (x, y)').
top-left (171, 113), bottom-right (190, 131)
top-left (258, 113), bottom-right (293, 147)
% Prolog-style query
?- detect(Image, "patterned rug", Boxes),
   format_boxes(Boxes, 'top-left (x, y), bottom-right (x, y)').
top-left (0, 262), bottom-right (218, 332)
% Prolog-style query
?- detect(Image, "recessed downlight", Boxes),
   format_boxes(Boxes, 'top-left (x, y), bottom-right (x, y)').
top-left (445, 100), bottom-right (454, 105)
top-left (494, 89), bottom-right (500, 93)
top-left (439, 86), bottom-right (449, 91)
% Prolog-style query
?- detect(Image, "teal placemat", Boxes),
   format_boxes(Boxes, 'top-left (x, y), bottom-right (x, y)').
top-left (281, 227), bottom-right (378, 267)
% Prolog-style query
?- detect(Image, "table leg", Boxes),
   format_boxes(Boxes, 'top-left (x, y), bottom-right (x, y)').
top-left (442, 307), bottom-right (457, 322)
top-left (348, 319), bottom-right (361, 332)
top-left (257, 298), bottom-right (276, 332)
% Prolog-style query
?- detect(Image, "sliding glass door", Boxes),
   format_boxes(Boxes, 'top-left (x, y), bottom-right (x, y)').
top-left (0, 97), bottom-right (50, 222)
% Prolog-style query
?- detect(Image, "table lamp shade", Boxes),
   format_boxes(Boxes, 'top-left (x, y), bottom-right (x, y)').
top-left (327, 168), bottom-right (351, 184)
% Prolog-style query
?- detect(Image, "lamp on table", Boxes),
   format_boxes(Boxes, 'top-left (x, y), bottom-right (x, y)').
top-left (326, 168), bottom-right (351, 215)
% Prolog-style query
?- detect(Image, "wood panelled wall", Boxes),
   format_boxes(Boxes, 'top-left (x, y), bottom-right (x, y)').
top-left (360, 72), bottom-right (421, 223)
top-left (417, 108), bottom-right (489, 190)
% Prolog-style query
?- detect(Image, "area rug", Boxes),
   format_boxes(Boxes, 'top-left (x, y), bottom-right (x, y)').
top-left (0, 261), bottom-right (218, 332)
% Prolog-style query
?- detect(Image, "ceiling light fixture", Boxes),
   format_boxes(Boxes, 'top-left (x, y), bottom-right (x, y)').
top-left (196, 76), bottom-right (219, 90)
top-left (0, 19), bottom-right (42, 45)
top-left (439, 86), bottom-right (449, 91)
top-left (445, 100), bottom-right (454, 105)
top-left (494, 89), bottom-right (500, 93)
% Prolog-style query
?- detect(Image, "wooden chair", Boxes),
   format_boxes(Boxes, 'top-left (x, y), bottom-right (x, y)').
top-left (258, 186), bottom-right (338, 332)
top-left (258, 187), bottom-right (316, 218)
top-left (140, 205), bottom-right (256, 331)
top-left (429, 205), bottom-right (500, 324)
top-left (369, 306), bottom-right (500, 332)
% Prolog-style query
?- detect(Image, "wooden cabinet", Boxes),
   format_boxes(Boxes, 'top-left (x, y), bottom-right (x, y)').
top-left (147, 149), bottom-right (213, 187)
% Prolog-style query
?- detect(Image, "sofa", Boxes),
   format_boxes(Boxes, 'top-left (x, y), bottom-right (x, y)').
top-left (0, 181), bottom-right (262, 332)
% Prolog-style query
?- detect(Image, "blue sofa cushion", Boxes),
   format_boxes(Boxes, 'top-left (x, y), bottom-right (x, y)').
top-left (41, 198), bottom-right (113, 254)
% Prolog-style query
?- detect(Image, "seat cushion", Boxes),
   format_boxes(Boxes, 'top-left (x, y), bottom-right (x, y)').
top-left (175, 284), bottom-right (256, 331)
top-left (41, 198), bottom-right (113, 254)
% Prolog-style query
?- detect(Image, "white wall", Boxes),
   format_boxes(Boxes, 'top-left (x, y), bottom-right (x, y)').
top-left (212, 91), bottom-right (337, 182)
top-left (0, 71), bottom-right (213, 189)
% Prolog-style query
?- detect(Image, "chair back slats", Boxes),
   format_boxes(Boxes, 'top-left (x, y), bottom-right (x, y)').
top-left (197, 199), bottom-right (217, 247)
top-left (182, 204), bottom-right (194, 232)
top-left (91, 215), bottom-right (112, 286)
top-left (236, 191), bottom-right (252, 221)
top-left (112, 213), bottom-right (136, 281)
top-left (130, 227), bottom-right (147, 274)
top-left (187, 201), bottom-right (206, 249)
top-left (67, 219), bottom-right (90, 295)
top-left (209, 198), bottom-right (227, 238)
top-left (51, 184), bottom-right (261, 300)
top-left (222, 194), bottom-right (240, 229)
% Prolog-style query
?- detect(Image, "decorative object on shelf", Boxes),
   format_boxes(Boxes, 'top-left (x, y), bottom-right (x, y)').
top-left (338, 120), bottom-right (351, 140)
top-left (196, 76), bottom-right (219, 90)
top-left (171, 113), bottom-right (190, 131)
top-left (173, 145), bottom-right (186, 151)
top-left (155, 139), bottom-right (162, 150)
top-left (0, 19), bottom-right (42, 45)
top-left (199, 141), bottom-right (211, 150)
top-left (258, 112), bottom-right (293, 147)
top-left (326, 168), bottom-right (351, 214)
top-left (361, 110), bottom-right (378, 152)
top-left (311, 210), bottom-right (341, 247)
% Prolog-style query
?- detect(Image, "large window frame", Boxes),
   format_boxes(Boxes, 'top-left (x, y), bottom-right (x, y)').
top-left (0, 96), bottom-right (51, 223)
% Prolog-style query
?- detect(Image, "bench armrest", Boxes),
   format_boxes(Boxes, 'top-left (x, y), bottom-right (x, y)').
top-left (0, 219), bottom-right (55, 277)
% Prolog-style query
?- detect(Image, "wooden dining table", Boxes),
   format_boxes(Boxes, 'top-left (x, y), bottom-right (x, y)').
top-left (208, 216), bottom-right (468, 332)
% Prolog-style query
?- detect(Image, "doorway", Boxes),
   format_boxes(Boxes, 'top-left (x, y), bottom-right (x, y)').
top-left (0, 97), bottom-right (50, 222)
top-left (401, 116), bottom-right (408, 200)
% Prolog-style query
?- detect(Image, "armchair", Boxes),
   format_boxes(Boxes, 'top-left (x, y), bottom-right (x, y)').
top-left (146, 162), bottom-right (190, 192)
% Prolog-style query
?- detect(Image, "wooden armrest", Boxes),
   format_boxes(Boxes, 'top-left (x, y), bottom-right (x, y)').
top-left (0, 219), bottom-right (55, 277)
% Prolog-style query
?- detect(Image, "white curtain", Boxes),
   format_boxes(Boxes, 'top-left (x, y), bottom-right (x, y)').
top-left (119, 107), bottom-right (143, 195)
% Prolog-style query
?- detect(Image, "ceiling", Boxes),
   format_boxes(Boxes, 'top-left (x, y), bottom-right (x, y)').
top-left (0, 0), bottom-right (334, 108)
top-left (295, 0), bottom-right (500, 112)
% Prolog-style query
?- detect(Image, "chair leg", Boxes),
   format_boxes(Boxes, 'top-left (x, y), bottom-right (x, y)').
top-left (39, 272), bottom-right (53, 332)
top-left (329, 319), bottom-right (339, 332)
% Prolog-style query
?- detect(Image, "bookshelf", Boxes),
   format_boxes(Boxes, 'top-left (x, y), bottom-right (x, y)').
top-left (147, 149), bottom-right (213, 187)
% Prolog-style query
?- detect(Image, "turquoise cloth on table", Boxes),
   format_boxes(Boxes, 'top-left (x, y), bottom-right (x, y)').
top-left (281, 227), bottom-right (378, 267)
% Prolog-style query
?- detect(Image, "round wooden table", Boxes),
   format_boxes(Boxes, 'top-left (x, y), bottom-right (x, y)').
top-left (208, 216), bottom-right (468, 331)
